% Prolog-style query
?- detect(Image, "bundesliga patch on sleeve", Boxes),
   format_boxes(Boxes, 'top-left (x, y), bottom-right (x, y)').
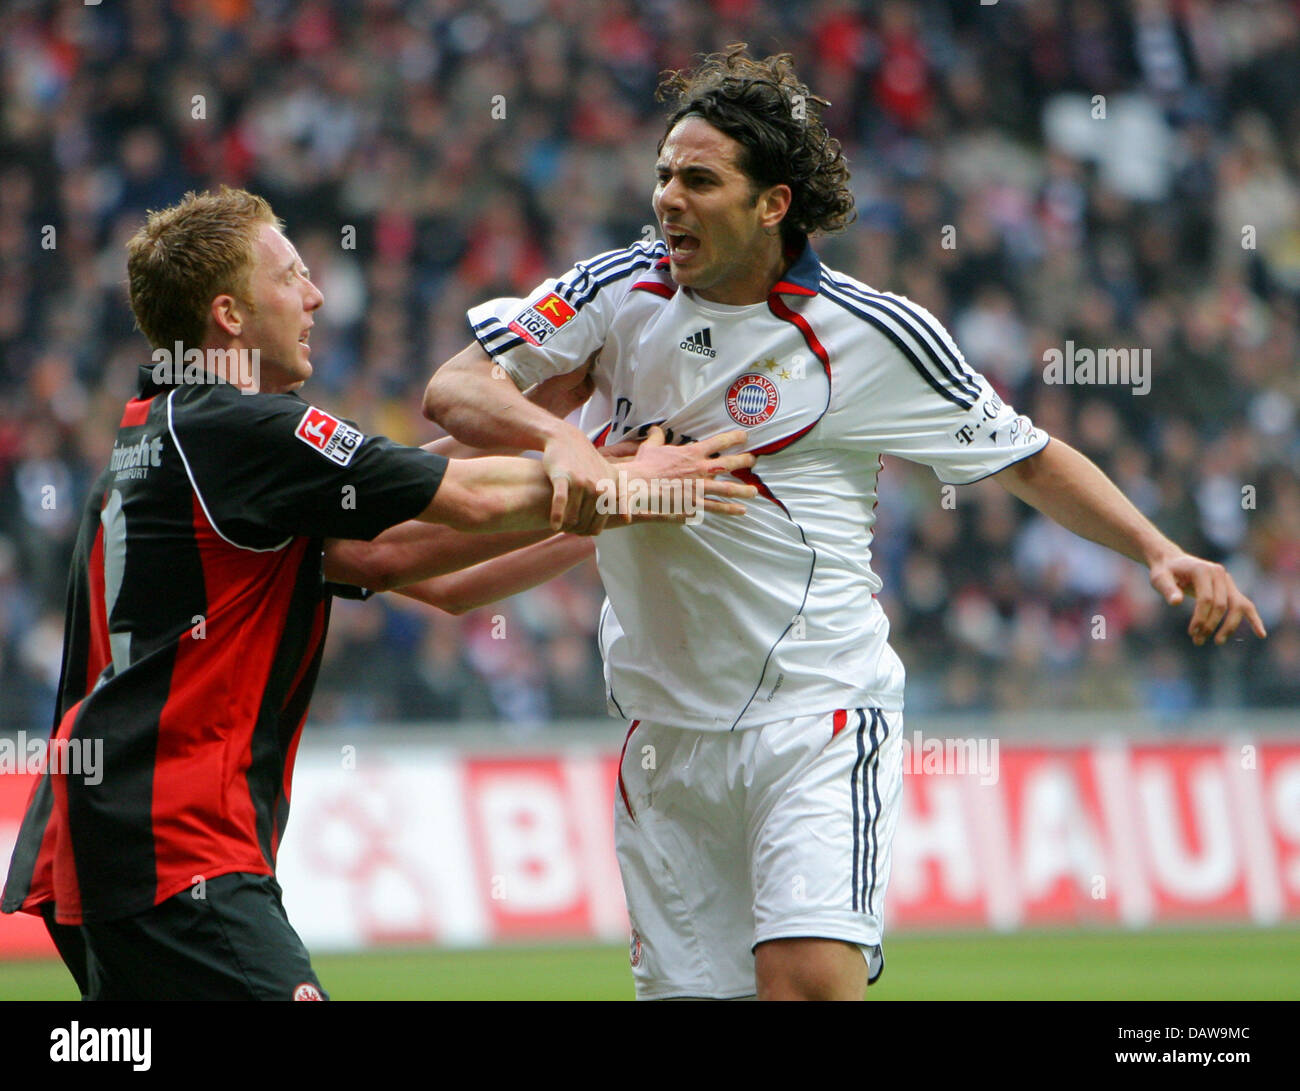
top-left (509, 291), bottom-right (576, 346)
top-left (294, 406), bottom-right (364, 467)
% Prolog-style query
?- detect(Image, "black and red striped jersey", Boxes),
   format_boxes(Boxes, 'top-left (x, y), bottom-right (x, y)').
top-left (2, 366), bottom-right (445, 924)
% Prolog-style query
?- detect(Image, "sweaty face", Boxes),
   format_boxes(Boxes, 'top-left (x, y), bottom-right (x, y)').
top-left (235, 223), bottom-right (323, 393)
top-left (653, 117), bottom-right (790, 305)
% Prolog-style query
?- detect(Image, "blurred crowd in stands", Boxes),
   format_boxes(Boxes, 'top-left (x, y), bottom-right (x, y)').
top-left (1, 0), bottom-right (1298, 731)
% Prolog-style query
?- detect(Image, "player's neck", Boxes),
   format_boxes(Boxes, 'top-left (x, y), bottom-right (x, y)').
top-left (693, 239), bottom-right (790, 306)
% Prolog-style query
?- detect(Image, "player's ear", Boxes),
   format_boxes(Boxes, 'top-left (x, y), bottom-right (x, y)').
top-left (759, 184), bottom-right (792, 232)
top-left (210, 293), bottom-right (244, 339)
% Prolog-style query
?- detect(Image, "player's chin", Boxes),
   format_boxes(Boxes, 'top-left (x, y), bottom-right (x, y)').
top-left (666, 260), bottom-right (701, 288)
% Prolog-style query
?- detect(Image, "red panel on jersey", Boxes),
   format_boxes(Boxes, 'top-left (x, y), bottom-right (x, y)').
top-left (120, 397), bottom-right (153, 428)
top-left (84, 520), bottom-right (110, 696)
top-left (49, 701), bottom-right (87, 922)
top-left (631, 280), bottom-right (676, 299)
top-left (731, 466), bottom-right (788, 516)
top-left (147, 494), bottom-right (310, 904)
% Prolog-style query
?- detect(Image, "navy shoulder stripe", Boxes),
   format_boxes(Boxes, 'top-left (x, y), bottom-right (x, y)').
top-left (820, 277), bottom-right (977, 410)
top-left (558, 243), bottom-right (664, 309)
top-left (473, 242), bottom-right (664, 356)
top-left (822, 274), bottom-right (980, 399)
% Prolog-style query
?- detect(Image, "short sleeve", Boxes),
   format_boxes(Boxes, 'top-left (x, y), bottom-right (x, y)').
top-left (467, 240), bottom-right (664, 390)
top-left (168, 386), bottom-right (446, 548)
top-left (822, 291), bottom-right (1049, 484)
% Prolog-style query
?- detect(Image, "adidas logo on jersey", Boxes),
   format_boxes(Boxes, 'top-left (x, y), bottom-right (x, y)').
top-left (679, 328), bottom-right (717, 358)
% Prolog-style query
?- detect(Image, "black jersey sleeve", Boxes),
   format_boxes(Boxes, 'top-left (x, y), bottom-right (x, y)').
top-left (167, 385), bottom-right (446, 549)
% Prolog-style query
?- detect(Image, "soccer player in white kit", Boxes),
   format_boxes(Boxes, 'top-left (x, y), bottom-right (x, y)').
top-left (425, 47), bottom-right (1265, 1000)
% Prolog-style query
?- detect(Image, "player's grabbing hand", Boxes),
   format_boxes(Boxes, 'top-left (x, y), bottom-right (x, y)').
top-left (608, 426), bottom-right (757, 527)
top-left (542, 422), bottom-right (620, 533)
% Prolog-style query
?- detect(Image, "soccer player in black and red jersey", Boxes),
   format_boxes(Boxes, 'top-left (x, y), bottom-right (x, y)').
top-left (0, 188), bottom-right (756, 1000)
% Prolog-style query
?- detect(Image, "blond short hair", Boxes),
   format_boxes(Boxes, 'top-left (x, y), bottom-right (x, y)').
top-left (126, 186), bottom-right (282, 350)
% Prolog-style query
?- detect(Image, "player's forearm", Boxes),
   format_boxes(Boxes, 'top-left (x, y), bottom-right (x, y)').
top-left (394, 533), bottom-right (594, 614)
top-left (420, 434), bottom-right (518, 459)
top-left (996, 438), bottom-right (1179, 568)
top-left (423, 343), bottom-right (572, 453)
top-left (323, 523), bottom-right (554, 591)
top-left (417, 455), bottom-right (557, 534)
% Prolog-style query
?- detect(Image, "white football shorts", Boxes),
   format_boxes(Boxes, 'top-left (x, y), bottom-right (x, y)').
top-left (614, 708), bottom-right (904, 1000)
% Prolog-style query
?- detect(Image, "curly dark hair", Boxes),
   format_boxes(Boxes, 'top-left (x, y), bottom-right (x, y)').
top-left (656, 44), bottom-right (855, 245)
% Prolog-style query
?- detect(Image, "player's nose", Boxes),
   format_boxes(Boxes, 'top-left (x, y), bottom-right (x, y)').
top-left (655, 176), bottom-right (685, 214)
top-left (304, 279), bottom-right (324, 311)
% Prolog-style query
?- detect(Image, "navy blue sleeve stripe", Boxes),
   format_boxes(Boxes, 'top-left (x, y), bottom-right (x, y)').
top-left (474, 321), bottom-right (517, 350)
top-left (556, 247), bottom-right (643, 302)
top-left (491, 334), bottom-right (526, 354)
top-left (820, 281), bottom-right (976, 410)
top-left (862, 286), bottom-right (980, 392)
top-left (476, 328), bottom-right (525, 356)
top-left (825, 274), bottom-right (981, 394)
top-left (558, 245), bottom-right (663, 309)
top-left (473, 241), bottom-right (664, 363)
top-left (823, 274), bottom-right (982, 402)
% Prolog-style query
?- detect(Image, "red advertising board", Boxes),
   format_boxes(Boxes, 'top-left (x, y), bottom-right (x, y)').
top-left (3, 740), bottom-right (1298, 958)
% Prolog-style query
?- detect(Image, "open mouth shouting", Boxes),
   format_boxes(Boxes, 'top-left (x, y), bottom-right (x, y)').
top-left (664, 225), bottom-right (701, 264)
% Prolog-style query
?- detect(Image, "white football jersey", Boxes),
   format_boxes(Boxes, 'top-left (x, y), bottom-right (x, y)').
top-left (468, 240), bottom-right (1049, 731)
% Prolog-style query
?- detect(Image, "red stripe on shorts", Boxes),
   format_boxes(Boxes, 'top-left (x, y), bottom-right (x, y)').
top-left (617, 720), bottom-right (641, 821)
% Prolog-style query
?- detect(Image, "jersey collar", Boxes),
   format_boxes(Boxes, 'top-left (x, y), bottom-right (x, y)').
top-left (770, 240), bottom-right (821, 297)
top-left (651, 239), bottom-right (822, 299)
top-left (137, 363), bottom-right (169, 397)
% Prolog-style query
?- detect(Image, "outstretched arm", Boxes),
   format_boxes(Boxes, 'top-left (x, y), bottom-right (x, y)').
top-left (324, 524), bottom-right (554, 591)
top-left (326, 427), bottom-right (757, 587)
top-left (417, 426), bottom-right (757, 536)
top-left (995, 438), bottom-right (1266, 646)
top-left (394, 533), bottom-right (595, 614)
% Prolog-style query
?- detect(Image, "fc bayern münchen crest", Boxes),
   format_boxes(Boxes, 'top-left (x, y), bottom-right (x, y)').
top-left (725, 373), bottom-right (780, 426)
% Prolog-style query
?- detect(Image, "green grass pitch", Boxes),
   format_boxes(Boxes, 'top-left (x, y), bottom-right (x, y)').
top-left (2, 928), bottom-right (1297, 1000)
